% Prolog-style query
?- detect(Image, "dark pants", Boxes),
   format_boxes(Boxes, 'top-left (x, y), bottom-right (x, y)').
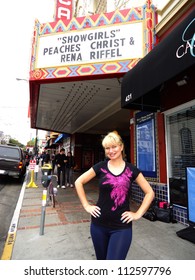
top-left (57, 166), bottom-right (65, 186)
top-left (90, 223), bottom-right (132, 260)
top-left (52, 161), bottom-right (56, 174)
top-left (65, 167), bottom-right (74, 185)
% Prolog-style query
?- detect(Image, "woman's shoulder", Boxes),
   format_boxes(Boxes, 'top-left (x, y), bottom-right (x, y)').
top-left (125, 162), bottom-right (141, 177)
top-left (126, 161), bottom-right (138, 169)
top-left (93, 160), bottom-right (107, 171)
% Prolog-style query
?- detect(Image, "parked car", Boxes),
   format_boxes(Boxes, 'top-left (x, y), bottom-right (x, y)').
top-left (0, 144), bottom-right (27, 182)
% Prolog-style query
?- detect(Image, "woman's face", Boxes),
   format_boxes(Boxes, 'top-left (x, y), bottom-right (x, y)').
top-left (104, 142), bottom-right (123, 160)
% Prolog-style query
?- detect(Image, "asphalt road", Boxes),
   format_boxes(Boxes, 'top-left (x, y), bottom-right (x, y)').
top-left (0, 176), bottom-right (23, 258)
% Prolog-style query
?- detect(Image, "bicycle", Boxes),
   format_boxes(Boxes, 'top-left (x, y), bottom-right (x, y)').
top-left (41, 174), bottom-right (58, 208)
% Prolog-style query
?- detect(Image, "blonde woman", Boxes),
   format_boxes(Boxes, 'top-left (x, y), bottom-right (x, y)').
top-left (75, 131), bottom-right (154, 260)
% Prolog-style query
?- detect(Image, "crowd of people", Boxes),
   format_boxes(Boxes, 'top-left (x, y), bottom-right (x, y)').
top-left (39, 148), bottom-right (76, 189)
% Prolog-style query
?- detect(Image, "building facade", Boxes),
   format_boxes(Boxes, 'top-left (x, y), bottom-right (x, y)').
top-left (29, 0), bottom-right (195, 225)
top-left (121, 1), bottom-right (195, 225)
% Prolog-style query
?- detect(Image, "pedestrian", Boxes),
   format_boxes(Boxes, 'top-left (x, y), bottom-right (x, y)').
top-left (51, 151), bottom-right (56, 174)
top-left (55, 148), bottom-right (67, 189)
top-left (75, 131), bottom-right (154, 260)
top-left (65, 151), bottom-right (75, 187)
top-left (40, 152), bottom-right (45, 167)
top-left (44, 150), bottom-right (51, 164)
top-left (24, 151), bottom-right (30, 166)
top-left (35, 158), bottom-right (39, 181)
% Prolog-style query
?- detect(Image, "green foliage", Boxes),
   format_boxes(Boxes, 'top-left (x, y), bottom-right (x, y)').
top-left (27, 139), bottom-right (35, 146)
top-left (9, 138), bottom-right (25, 148)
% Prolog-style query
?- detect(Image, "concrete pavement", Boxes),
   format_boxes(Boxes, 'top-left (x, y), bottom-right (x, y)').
top-left (1, 167), bottom-right (195, 260)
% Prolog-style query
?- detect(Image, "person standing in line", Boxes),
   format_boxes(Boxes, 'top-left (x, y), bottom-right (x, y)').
top-left (55, 148), bottom-right (67, 189)
top-left (65, 151), bottom-right (75, 187)
top-left (75, 131), bottom-right (154, 260)
top-left (44, 150), bottom-right (51, 164)
top-left (40, 151), bottom-right (46, 167)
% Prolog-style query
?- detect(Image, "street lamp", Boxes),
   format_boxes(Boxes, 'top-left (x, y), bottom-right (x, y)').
top-left (34, 129), bottom-right (38, 157)
top-left (16, 78), bottom-right (29, 82)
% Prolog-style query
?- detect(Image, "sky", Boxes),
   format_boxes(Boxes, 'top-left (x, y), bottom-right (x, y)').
top-left (0, 0), bottom-right (166, 146)
top-left (0, 0), bottom-right (54, 145)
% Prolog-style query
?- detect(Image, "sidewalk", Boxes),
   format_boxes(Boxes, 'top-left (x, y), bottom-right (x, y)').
top-left (1, 167), bottom-right (195, 260)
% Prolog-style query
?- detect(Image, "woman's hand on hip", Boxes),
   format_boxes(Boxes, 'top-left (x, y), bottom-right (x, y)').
top-left (121, 211), bottom-right (141, 223)
top-left (85, 205), bottom-right (101, 218)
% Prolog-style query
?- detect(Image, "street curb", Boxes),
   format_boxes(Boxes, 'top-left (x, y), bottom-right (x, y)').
top-left (0, 170), bottom-right (29, 260)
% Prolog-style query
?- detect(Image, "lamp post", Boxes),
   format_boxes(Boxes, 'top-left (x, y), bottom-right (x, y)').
top-left (34, 129), bottom-right (38, 157)
top-left (16, 78), bottom-right (29, 82)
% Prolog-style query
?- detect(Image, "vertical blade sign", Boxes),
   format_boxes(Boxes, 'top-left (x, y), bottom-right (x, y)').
top-left (55, 0), bottom-right (73, 21)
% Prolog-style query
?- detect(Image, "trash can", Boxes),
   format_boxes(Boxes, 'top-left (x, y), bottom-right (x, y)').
top-left (41, 163), bottom-right (52, 175)
top-left (41, 175), bottom-right (51, 188)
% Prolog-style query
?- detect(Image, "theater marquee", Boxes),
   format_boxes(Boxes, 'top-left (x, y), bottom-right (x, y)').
top-left (35, 21), bottom-right (144, 69)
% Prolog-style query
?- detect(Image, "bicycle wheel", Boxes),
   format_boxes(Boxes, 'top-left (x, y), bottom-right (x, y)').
top-left (49, 182), bottom-right (56, 208)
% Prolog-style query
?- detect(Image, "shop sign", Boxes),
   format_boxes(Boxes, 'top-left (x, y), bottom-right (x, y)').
top-left (186, 167), bottom-right (195, 224)
top-left (55, 0), bottom-right (73, 21)
top-left (36, 21), bottom-right (144, 69)
top-left (176, 18), bottom-right (195, 59)
top-left (135, 111), bottom-right (157, 179)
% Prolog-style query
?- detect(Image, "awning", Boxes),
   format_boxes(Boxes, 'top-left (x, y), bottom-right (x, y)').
top-left (44, 138), bottom-right (58, 149)
top-left (121, 10), bottom-right (195, 111)
top-left (54, 133), bottom-right (70, 143)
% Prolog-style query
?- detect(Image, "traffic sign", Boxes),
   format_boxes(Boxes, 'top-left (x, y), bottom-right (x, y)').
top-left (29, 160), bottom-right (36, 170)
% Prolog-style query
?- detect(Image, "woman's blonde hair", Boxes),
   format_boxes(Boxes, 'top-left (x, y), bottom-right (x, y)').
top-left (102, 131), bottom-right (125, 158)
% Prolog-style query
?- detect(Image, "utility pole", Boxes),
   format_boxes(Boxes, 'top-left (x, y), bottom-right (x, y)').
top-left (34, 129), bottom-right (38, 156)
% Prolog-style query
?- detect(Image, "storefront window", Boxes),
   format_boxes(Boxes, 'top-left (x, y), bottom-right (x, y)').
top-left (166, 104), bottom-right (195, 206)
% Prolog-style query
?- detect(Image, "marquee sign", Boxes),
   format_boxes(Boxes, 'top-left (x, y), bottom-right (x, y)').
top-left (35, 21), bottom-right (144, 69)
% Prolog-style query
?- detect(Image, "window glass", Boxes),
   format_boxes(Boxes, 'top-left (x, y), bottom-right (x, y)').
top-left (0, 147), bottom-right (20, 159)
top-left (167, 108), bottom-right (195, 178)
top-left (166, 107), bottom-right (195, 206)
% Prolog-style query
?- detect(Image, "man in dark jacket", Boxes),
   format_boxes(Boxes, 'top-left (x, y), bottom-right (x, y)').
top-left (55, 148), bottom-right (67, 188)
top-left (44, 150), bottom-right (50, 164)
